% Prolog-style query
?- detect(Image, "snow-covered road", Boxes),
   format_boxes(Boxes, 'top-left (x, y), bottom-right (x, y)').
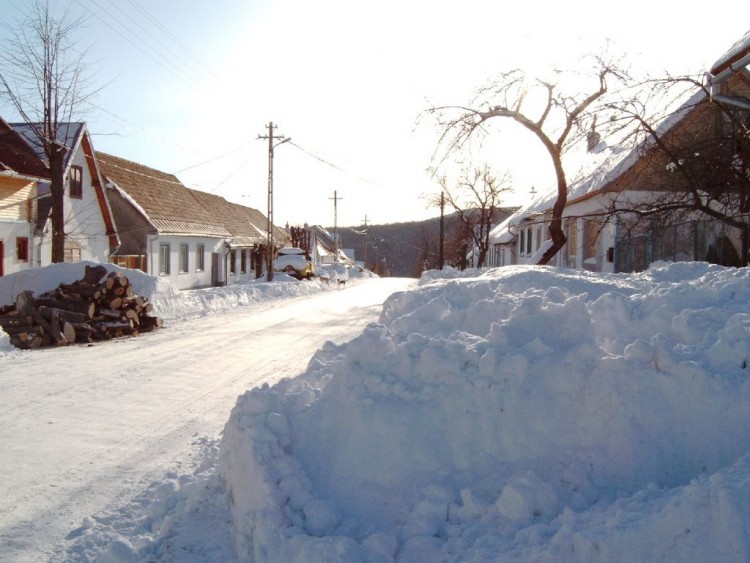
top-left (0, 277), bottom-right (413, 562)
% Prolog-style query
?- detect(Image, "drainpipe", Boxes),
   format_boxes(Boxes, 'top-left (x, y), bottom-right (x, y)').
top-left (223, 241), bottom-right (232, 286)
top-left (708, 52), bottom-right (750, 88)
top-left (706, 50), bottom-right (750, 106)
top-left (711, 93), bottom-right (750, 110)
top-left (146, 234), bottom-right (157, 276)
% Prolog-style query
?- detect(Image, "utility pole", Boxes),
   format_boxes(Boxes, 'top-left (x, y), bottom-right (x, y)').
top-left (362, 215), bottom-right (368, 268)
top-left (439, 191), bottom-right (445, 270)
top-left (257, 122), bottom-right (290, 281)
top-left (330, 190), bottom-right (342, 263)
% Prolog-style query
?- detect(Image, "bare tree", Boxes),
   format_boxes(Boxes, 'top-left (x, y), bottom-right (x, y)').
top-left (0, 1), bottom-right (95, 262)
top-left (601, 73), bottom-right (750, 265)
top-left (431, 164), bottom-right (511, 268)
top-left (428, 55), bottom-right (632, 265)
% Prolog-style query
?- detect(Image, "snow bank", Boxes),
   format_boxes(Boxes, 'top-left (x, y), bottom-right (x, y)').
top-left (221, 262), bottom-right (750, 562)
top-left (0, 262), bottom-right (331, 326)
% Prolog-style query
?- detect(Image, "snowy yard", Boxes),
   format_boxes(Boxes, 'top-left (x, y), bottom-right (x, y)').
top-left (4, 261), bottom-right (750, 562)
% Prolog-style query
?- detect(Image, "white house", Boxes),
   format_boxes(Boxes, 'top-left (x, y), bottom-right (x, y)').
top-left (0, 118), bottom-right (118, 277)
top-left (98, 152), bottom-right (288, 290)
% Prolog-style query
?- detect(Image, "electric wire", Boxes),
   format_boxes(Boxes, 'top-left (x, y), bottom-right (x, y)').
top-left (72, 0), bottom-right (201, 89)
top-left (288, 141), bottom-right (383, 187)
top-left (126, 0), bottom-right (216, 80)
top-left (99, 0), bottom-right (205, 86)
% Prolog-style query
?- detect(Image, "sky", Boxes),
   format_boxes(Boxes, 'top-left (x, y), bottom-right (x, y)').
top-left (1, 0), bottom-right (749, 227)
top-left (3, 260), bottom-right (750, 561)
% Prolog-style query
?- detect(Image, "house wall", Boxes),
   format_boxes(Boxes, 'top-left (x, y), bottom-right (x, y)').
top-left (105, 185), bottom-right (153, 255)
top-left (148, 235), bottom-right (225, 290)
top-left (225, 246), bottom-right (265, 284)
top-left (488, 243), bottom-right (513, 267)
top-left (37, 148), bottom-right (111, 266)
top-left (0, 176), bottom-right (36, 276)
top-left (516, 220), bottom-right (549, 265)
top-left (561, 197), bottom-right (619, 273)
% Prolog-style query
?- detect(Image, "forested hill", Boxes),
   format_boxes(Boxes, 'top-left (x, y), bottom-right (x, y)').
top-left (334, 208), bottom-right (517, 278)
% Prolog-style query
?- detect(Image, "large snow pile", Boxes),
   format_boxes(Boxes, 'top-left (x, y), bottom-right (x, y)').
top-left (221, 262), bottom-right (750, 562)
top-left (0, 261), bottom-right (343, 324)
top-left (0, 261), bottom-right (348, 353)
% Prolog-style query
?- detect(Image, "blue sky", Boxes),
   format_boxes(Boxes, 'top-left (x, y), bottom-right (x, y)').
top-left (1, 0), bottom-right (748, 227)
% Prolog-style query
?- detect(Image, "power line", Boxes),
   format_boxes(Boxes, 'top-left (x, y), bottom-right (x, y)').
top-left (126, 0), bottom-right (216, 80)
top-left (100, 0), bottom-right (205, 85)
top-left (288, 141), bottom-right (382, 187)
top-left (72, 0), bottom-right (201, 89)
top-left (172, 142), bottom-right (256, 174)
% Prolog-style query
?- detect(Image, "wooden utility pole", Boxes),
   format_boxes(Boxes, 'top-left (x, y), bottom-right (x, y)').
top-left (362, 215), bottom-right (368, 268)
top-left (330, 190), bottom-right (343, 263)
top-left (439, 191), bottom-right (445, 270)
top-left (257, 122), bottom-right (289, 281)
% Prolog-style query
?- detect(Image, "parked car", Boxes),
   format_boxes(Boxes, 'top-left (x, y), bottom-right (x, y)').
top-left (274, 247), bottom-right (315, 280)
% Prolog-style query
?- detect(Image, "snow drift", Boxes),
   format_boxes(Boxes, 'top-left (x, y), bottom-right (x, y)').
top-left (221, 262), bottom-right (750, 562)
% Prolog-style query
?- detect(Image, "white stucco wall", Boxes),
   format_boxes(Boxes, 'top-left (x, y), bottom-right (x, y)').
top-left (61, 149), bottom-right (111, 263)
top-left (148, 235), bottom-right (225, 290)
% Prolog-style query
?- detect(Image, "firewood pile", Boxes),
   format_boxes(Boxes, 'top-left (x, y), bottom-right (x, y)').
top-left (0, 265), bottom-right (163, 349)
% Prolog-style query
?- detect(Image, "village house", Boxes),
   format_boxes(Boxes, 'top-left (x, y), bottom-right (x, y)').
top-left (0, 118), bottom-right (118, 276)
top-left (97, 152), bottom-right (287, 290)
top-left (486, 32), bottom-right (750, 273)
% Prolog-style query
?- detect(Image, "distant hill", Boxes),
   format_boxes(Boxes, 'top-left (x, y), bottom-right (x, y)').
top-left (333, 208), bottom-right (517, 278)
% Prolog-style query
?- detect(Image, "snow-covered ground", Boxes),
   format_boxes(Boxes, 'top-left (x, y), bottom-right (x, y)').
top-left (5, 261), bottom-right (750, 562)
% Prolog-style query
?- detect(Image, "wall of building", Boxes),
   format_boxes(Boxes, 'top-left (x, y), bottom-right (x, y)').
top-left (149, 235), bottom-right (225, 290)
top-left (55, 149), bottom-right (111, 264)
top-left (0, 176), bottom-right (36, 276)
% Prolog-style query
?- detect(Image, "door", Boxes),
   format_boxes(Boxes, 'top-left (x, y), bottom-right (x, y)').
top-left (211, 252), bottom-right (220, 286)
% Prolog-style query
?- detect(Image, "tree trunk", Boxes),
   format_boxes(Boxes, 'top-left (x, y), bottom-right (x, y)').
top-left (48, 142), bottom-right (67, 264)
top-left (537, 157), bottom-right (568, 265)
top-left (34, 297), bottom-right (95, 319)
top-left (38, 305), bottom-right (88, 324)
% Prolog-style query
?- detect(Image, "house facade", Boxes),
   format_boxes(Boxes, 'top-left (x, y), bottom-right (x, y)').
top-left (0, 119), bottom-right (118, 277)
top-left (98, 152), bottom-right (287, 290)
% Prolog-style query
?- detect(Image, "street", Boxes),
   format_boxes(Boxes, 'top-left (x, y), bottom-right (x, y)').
top-left (0, 277), bottom-right (413, 562)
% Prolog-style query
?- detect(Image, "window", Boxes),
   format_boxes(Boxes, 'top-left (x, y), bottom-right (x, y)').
top-left (69, 165), bottom-right (83, 199)
top-left (16, 237), bottom-right (29, 262)
top-left (584, 220), bottom-right (598, 259)
top-left (229, 250), bottom-right (237, 275)
top-left (179, 244), bottom-right (189, 273)
top-left (159, 244), bottom-right (171, 275)
top-left (64, 246), bottom-right (81, 263)
top-left (519, 230), bottom-right (525, 255)
top-left (568, 221), bottom-right (578, 257)
top-left (196, 243), bottom-right (205, 272)
top-left (526, 227), bottom-right (533, 255)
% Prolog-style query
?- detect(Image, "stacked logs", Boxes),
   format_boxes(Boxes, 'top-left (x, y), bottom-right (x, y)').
top-left (0, 264), bottom-right (163, 349)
